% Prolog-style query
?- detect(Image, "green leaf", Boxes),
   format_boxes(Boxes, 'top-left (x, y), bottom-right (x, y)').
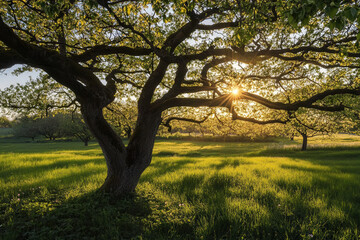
top-left (326, 6), bottom-right (338, 18)
top-left (334, 18), bottom-right (345, 30)
top-left (344, 7), bottom-right (358, 22)
top-left (302, 16), bottom-right (310, 25)
top-left (350, 7), bottom-right (358, 19)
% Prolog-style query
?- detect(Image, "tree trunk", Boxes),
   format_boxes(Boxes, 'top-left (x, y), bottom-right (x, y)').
top-left (301, 133), bottom-right (307, 151)
top-left (81, 102), bottom-right (161, 196)
top-left (84, 140), bottom-right (88, 146)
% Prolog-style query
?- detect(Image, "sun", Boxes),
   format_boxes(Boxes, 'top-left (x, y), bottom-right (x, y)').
top-left (231, 88), bottom-right (240, 96)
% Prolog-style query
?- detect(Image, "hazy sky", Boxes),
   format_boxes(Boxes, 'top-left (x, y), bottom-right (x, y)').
top-left (0, 65), bottom-right (40, 90)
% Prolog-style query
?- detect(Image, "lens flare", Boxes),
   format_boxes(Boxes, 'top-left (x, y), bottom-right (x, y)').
top-left (232, 88), bottom-right (239, 95)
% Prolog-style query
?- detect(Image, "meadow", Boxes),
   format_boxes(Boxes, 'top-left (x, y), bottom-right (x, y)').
top-left (1, 134), bottom-right (360, 239)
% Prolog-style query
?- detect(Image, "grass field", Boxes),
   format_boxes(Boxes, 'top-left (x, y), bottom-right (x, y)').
top-left (1, 135), bottom-right (360, 239)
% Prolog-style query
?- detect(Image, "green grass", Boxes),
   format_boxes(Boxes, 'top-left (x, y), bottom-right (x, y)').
top-left (1, 136), bottom-right (360, 239)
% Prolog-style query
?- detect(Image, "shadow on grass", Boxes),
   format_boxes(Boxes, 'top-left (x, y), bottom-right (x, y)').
top-left (156, 169), bottom-right (359, 239)
top-left (2, 142), bottom-right (360, 239)
top-left (209, 158), bottom-right (253, 170)
top-left (252, 146), bottom-right (360, 175)
top-left (1, 191), bottom-right (151, 240)
top-left (0, 158), bottom-right (104, 182)
top-left (141, 159), bottom-right (195, 182)
top-left (1, 149), bottom-right (149, 239)
top-left (141, 145), bottom-right (360, 239)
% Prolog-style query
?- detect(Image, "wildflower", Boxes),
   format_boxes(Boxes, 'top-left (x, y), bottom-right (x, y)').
top-left (308, 233), bottom-right (313, 238)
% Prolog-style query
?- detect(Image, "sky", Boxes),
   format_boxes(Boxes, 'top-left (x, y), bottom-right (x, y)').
top-left (0, 65), bottom-right (40, 90)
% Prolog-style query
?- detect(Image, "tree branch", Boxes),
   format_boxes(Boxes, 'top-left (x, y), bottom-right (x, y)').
top-left (105, 69), bottom-right (143, 89)
top-left (196, 21), bottom-right (240, 30)
top-left (138, 59), bottom-right (169, 111)
top-left (0, 49), bottom-right (26, 69)
top-left (163, 115), bottom-right (210, 132)
top-left (71, 46), bottom-right (153, 62)
top-left (239, 90), bottom-right (353, 111)
top-left (97, 0), bottom-right (154, 48)
top-left (231, 109), bottom-right (287, 124)
top-left (0, 16), bottom-right (114, 104)
top-left (163, 7), bottom-right (223, 53)
top-left (152, 88), bottom-right (360, 112)
top-left (151, 94), bottom-right (234, 112)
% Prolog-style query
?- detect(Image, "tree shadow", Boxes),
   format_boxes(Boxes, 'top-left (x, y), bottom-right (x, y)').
top-left (140, 159), bottom-right (195, 182)
top-left (2, 142), bottom-right (360, 239)
top-left (209, 159), bottom-right (253, 170)
top-left (2, 190), bottom-right (151, 240)
top-left (0, 158), bottom-right (103, 182)
top-left (139, 145), bottom-right (360, 239)
top-left (251, 146), bottom-right (360, 174)
top-left (142, 155), bottom-right (253, 182)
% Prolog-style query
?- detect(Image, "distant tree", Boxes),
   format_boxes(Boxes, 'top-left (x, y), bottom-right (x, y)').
top-left (287, 108), bottom-right (352, 151)
top-left (12, 117), bottom-right (39, 141)
top-left (64, 114), bottom-right (94, 146)
top-left (0, 116), bottom-right (11, 128)
top-left (36, 114), bottom-right (67, 140)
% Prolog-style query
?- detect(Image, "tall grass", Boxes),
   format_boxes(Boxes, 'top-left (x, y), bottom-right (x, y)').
top-left (1, 136), bottom-right (360, 239)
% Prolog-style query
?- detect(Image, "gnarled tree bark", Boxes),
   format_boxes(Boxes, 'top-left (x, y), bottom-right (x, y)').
top-left (81, 101), bottom-right (161, 195)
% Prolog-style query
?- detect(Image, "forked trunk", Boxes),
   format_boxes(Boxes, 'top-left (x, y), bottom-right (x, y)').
top-left (81, 103), bottom-right (161, 195)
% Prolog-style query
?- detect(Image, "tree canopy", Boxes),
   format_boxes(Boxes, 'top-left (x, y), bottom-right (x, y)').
top-left (1, 0), bottom-right (360, 195)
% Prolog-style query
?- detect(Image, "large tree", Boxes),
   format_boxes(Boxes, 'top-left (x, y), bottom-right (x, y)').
top-left (1, 0), bottom-right (360, 195)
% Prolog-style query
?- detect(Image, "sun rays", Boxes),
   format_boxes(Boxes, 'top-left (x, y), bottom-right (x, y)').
top-left (231, 88), bottom-right (240, 96)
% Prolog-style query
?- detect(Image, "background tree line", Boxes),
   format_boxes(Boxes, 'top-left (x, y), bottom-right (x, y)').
top-left (3, 99), bottom-right (359, 151)
top-left (1, 75), bottom-right (359, 150)
top-left (10, 113), bottom-right (93, 146)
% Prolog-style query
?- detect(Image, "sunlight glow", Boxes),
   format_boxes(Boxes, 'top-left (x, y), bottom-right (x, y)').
top-left (231, 88), bottom-right (240, 96)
